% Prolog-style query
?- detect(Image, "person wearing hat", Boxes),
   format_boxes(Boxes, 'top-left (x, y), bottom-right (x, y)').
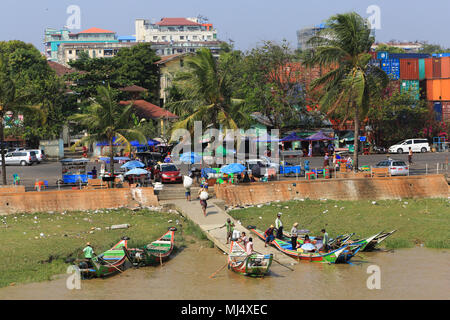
top-left (275, 213), bottom-right (283, 239)
top-left (290, 222), bottom-right (299, 250)
top-left (83, 242), bottom-right (95, 267)
top-left (225, 218), bottom-right (235, 244)
top-left (264, 225), bottom-right (275, 247)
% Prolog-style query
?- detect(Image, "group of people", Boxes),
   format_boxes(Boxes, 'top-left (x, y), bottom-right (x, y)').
top-left (263, 213), bottom-right (329, 253)
top-left (224, 218), bottom-right (254, 255)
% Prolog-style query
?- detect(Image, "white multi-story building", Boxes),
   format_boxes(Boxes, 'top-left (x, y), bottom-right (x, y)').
top-left (135, 17), bottom-right (222, 56)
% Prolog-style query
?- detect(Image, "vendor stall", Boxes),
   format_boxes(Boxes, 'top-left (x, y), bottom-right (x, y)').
top-left (60, 158), bottom-right (92, 184)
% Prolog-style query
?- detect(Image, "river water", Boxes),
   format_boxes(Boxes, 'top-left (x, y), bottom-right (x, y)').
top-left (0, 246), bottom-right (448, 300)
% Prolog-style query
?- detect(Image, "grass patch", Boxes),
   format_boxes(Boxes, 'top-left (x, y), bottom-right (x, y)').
top-left (0, 208), bottom-right (209, 288)
top-left (228, 198), bottom-right (450, 249)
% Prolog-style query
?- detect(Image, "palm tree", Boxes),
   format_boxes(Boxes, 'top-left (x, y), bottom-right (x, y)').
top-left (167, 48), bottom-right (249, 134)
top-left (303, 12), bottom-right (389, 171)
top-left (70, 85), bottom-right (146, 178)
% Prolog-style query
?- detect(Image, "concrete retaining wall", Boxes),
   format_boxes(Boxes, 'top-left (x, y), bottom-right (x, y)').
top-left (0, 186), bottom-right (25, 193)
top-left (214, 175), bottom-right (450, 206)
top-left (0, 187), bottom-right (159, 215)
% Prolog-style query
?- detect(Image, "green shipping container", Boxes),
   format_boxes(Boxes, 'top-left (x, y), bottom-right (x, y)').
top-left (401, 80), bottom-right (420, 100)
top-left (419, 59), bottom-right (425, 80)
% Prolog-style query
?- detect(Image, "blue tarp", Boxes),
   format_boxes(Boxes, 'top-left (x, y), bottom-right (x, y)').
top-left (220, 163), bottom-right (246, 174)
top-left (121, 160), bottom-right (145, 169)
top-left (201, 168), bottom-right (216, 178)
top-left (124, 168), bottom-right (148, 176)
top-left (180, 152), bottom-right (202, 164)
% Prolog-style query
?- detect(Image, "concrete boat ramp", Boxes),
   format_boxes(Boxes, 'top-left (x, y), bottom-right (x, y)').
top-left (160, 198), bottom-right (297, 266)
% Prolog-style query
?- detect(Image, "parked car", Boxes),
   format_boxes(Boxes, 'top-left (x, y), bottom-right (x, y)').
top-left (375, 159), bottom-right (409, 176)
top-left (388, 139), bottom-right (430, 154)
top-left (245, 157), bottom-right (279, 178)
top-left (0, 151), bottom-right (38, 166)
top-left (30, 149), bottom-right (46, 163)
top-left (153, 163), bottom-right (182, 183)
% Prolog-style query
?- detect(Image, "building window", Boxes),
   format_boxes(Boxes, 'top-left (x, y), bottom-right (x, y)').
top-left (162, 36), bottom-right (166, 41)
top-left (153, 36), bottom-right (158, 41)
top-left (104, 49), bottom-right (113, 56)
top-left (180, 36), bottom-right (184, 40)
top-left (68, 50), bottom-right (72, 54)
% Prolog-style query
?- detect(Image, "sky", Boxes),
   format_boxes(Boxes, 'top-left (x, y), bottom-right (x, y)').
top-left (1, 0), bottom-right (450, 52)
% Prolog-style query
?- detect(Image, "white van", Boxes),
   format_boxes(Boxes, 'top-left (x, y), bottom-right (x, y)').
top-left (388, 139), bottom-right (430, 154)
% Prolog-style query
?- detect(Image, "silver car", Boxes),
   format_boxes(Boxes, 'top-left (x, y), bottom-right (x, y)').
top-left (375, 159), bottom-right (409, 176)
top-left (0, 151), bottom-right (38, 166)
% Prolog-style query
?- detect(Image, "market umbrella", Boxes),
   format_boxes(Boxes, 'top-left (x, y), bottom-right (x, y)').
top-left (121, 160), bottom-right (145, 169)
top-left (280, 132), bottom-right (304, 142)
top-left (147, 139), bottom-right (160, 146)
top-left (124, 168), bottom-right (148, 176)
top-left (220, 163), bottom-right (246, 174)
top-left (180, 152), bottom-right (202, 164)
top-left (305, 131), bottom-right (335, 141)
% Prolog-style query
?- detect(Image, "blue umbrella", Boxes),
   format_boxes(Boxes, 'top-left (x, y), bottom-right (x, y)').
top-left (220, 163), bottom-right (246, 174)
top-left (124, 168), bottom-right (149, 176)
top-left (121, 160), bottom-right (145, 169)
top-left (99, 156), bottom-right (130, 163)
top-left (180, 152), bottom-right (202, 164)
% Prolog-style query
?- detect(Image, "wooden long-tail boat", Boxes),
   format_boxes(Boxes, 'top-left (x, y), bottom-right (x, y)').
top-left (282, 231), bottom-right (355, 250)
top-left (124, 227), bottom-right (176, 267)
top-left (348, 230), bottom-right (397, 252)
top-left (78, 237), bottom-right (128, 278)
top-left (227, 241), bottom-right (273, 277)
top-left (250, 227), bottom-right (362, 264)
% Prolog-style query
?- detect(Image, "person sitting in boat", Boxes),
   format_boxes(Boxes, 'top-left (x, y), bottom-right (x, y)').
top-left (264, 225), bottom-right (275, 247)
top-left (83, 242), bottom-right (95, 267)
top-left (238, 231), bottom-right (249, 247)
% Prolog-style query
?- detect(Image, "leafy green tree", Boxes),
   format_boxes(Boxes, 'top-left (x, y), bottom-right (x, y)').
top-left (70, 85), bottom-right (146, 178)
top-left (303, 12), bottom-right (389, 170)
top-left (419, 43), bottom-right (450, 55)
top-left (68, 43), bottom-right (160, 104)
top-left (367, 92), bottom-right (430, 147)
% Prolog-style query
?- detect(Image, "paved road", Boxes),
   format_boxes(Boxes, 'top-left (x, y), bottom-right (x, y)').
top-left (3, 152), bottom-right (449, 190)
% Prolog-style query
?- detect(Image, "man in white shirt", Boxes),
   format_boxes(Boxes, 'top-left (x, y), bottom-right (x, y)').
top-left (275, 213), bottom-right (283, 239)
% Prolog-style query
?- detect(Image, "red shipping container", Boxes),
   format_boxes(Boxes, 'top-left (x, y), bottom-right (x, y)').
top-left (424, 58), bottom-right (433, 79)
top-left (400, 58), bottom-right (419, 80)
top-left (442, 102), bottom-right (450, 121)
top-left (440, 57), bottom-right (450, 79)
top-left (433, 58), bottom-right (442, 78)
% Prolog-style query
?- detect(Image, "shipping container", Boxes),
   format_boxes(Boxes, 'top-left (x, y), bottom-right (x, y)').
top-left (433, 102), bottom-right (442, 121)
top-left (389, 53), bottom-right (430, 59)
top-left (400, 58), bottom-right (419, 80)
top-left (432, 58), bottom-right (442, 78)
top-left (425, 58), bottom-right (433, 79)
top-left (400, 80), bottom-right (420, 100)
top-left (381, 58), bottom-right (400, 80)
top-left (442, 101), bottom-right (450, 121)
top-left (440, 79), bottom-right (450, 101)
top-left (418, 59), bottom-right (426, 80)
top-left (440, 57), bottom-right (450, 78)
top-left (426, 80), bottom-right (434, 100)
top-left (433, 53), bottom-right (450, 58)
top-left (377, 51), bottom-right (389, 60)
